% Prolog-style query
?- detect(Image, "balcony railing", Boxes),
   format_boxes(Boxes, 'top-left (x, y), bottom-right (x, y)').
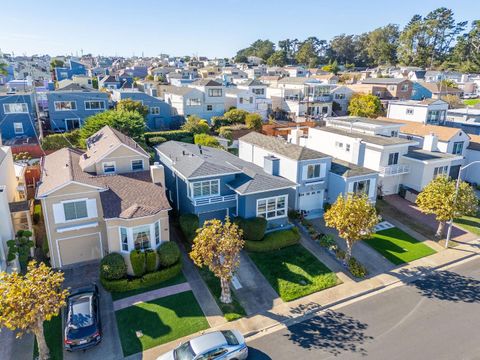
top-left (379, 164), bottom-right (410, 176)
top-left (194, 194), bottom-right (237, 206)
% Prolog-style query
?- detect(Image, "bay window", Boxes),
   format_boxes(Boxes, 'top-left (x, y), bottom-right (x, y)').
top-left (433, 166), bottom-right (448, 179)
top-left (119, 221), bottom-right (163, 253)
top-left (191, 179), bottom-right (219, 198)
top-left (353, 179), bottom-right (370, 195)
top-left (257, 195), bottom-right (287, 220)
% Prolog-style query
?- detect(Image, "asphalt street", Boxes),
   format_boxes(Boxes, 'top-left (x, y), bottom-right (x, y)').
top-left (248, 258), bottom-right (480, 360)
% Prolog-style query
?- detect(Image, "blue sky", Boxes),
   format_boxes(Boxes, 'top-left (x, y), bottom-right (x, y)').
top-left (1, 0), bottom-right (479, 58)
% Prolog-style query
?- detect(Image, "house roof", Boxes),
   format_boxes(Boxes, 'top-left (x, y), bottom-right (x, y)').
top-left (327, 116), bottom-right (401, 127)
top-left (240, 79), bottom-right (265, 87)
top-left (156, 141), bottom-right (296, 195)
top-left (37, 147), bottom-right (170, 219)
top-left (239, 131), bottom-right (329, 161)
top-left (278, 77), bottom-right (314, 85)
top-left (316, 127), bottom-right (415, 146)
top-left (416, 81), bottom-right (463, 94)
top-left (163, 86), bottom-right (196, 96)
top-left (330, 159), bottom-right (378, 178)
top-left (79, 126), bottom-right (149, 170)
top-left (55, 83), bottom-right (93, 91)
top-left (468, 134), bottom-right (480, 151)
top-left (403, 149), bottom-right (459, 161)
top-left (411, 70), bottom-right (426, 79)
top-left (389, 99), bottom-right (447, 107)
top-left (191, 79), bottom-right (222, 87)
top-left (99, 75), bottom-right (118, 83)
top-left (378, 117), bottom-right (465, 142)
top-left (361, 78), bottom-right (408, 85)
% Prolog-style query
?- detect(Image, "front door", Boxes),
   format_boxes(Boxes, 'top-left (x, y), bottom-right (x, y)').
top-left (449, 165), bottom-right (461, 179)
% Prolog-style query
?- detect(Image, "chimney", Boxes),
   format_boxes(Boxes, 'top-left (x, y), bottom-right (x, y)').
top-left (264, 155), bottom-right (280, 176)
top-left (150, 162), bottom-right (165, 186)
top-left (288, 128), bottom-right (304, 145)
top-left (423, 133), bottom-right (438, 152)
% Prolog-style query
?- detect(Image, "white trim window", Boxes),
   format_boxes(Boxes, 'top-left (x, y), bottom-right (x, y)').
top-left (306, 164), bottom-right (321, 179)
top-left (103, 161), bottom-right (116, 174)
top-left (206, 104), bottom-right (213, 111)
top-left (352, 179), bottom-right (370, 195)
top-left (13, 122), bottom-right (24, 134)
top-left (63, 200), bottom-right (88, 221)
top-left (3, 103), bottom-right (28, 114)
top-left (118, 221), bottom-right (162, 253)
top-left (65, 118), bottom-right (80, 130)
top-left (85, 100), bottom-right (105, 110)
top-left (150, 106), bottom-right (160, 115)
top-left (191, 179), bottom-right (220, 198)
top-left (208, 89), bottom-right (222, 97)
top-left (406, 108), bottom-right (414, 115)
top-left (257, 195), bottom-right (287, 220)
top-left (433, 166), bottom-right (448, 179)
top-left (54, 101), bottom-right (77, 111)
top-left (187, 98), bottom-right (202, 106)
top-left (131, 159), bottom-right (144, 171)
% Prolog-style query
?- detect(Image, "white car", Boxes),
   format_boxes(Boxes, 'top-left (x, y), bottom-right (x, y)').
top-left (157, 330), bottom-right (248, 360)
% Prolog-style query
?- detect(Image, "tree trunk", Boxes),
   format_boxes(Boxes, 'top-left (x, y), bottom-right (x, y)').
top-left (436, 221), bottom-right (446, 239)
top-left (219, 277), bottom-right (232, 304)
top-left (345, 239), bottom-right (353, 263)
top-left (34, 321), bottom-right (50, 360)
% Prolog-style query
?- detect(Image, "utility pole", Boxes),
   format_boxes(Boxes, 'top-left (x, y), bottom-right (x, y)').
top-left (31, 71), bottom-right (43, 140)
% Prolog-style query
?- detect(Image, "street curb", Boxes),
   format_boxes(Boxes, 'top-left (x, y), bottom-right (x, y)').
top-left (242, 248), bottom-right (479, 341)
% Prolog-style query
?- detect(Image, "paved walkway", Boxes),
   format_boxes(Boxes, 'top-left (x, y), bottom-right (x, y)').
top-left (233, 251), bottom-right (282, 315)
top-left (172, 226), bottom-right (226, 328)
top-left (0, 328), bottom-right (33, 360)
top-left (138, 235), bottom-right (480, 360)
top-left (113, 282), bottom-right (192, 311)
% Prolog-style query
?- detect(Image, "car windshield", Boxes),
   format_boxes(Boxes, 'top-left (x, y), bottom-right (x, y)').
top-left (174, 342), bottom-right (196, 360)
top-left (221, 330), bottom-right (239, 346)
top-left (69, 294), bottom-right (94, 329)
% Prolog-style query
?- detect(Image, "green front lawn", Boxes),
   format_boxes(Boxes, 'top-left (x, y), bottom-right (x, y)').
top-left (364, 227), bottom-right (436, 265)
top-left (197, 267), bottom-right (246, 321)
top-left (115, 291), bottom-right (209, 357)
top-left (454, 213), bottom-right (480, 236)
top-left (248, 244), bottom-right (340, 302)
top-left (111, 273), bottom-right (187, 301)
top-left (463, 99), bottom-right (480, 106)
top-left (33, 315), bottom-right (63, 360)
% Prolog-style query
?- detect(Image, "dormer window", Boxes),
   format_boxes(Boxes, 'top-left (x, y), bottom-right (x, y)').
top-left (103, 161), bottom-right (116, 174)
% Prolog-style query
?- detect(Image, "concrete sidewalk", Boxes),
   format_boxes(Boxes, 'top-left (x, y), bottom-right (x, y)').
top-left (135, 235), bottom-right (480, 360)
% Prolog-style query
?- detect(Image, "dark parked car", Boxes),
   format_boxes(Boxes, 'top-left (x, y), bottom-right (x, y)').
top-left (64, 284), bottom-right (102, 351)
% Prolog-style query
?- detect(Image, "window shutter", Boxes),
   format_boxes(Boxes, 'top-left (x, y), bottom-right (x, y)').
top-left (320, 163), bottom-right (326, 178)
top-left (347, 181), bottom-right (354, 193)
top-left (52, 203), bottom-right (65, 224)
top-left (86, 199), bottom-right (98, 218)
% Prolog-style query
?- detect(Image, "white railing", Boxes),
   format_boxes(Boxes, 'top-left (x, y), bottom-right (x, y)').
top-left (194, 194), bottom-right (237, 206)
top-left (379, 164), bottom-right (410, 176)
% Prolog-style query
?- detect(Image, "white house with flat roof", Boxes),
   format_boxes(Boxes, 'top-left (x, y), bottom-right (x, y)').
top-left (387, 99), bottom-right (448, 125)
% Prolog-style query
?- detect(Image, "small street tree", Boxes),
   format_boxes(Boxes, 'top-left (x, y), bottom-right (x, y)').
top-left (0, 261), bottom-right (69, 360)
top-left (181, 115), bottom-right (210, 134)
top-left (190, 218), bottom-right (244, 303)
top-left (116, 98), bottom-right (149, 118)
top-left (324, 193), bottom-right (379, 261)
top-left (416, 176), bottom-right (477, 238)
top-left (348, 93), bottom-right (383, 118)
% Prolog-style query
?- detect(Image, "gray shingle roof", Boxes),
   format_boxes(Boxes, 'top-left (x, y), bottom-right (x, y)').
top-left (156, 141), bottom-right (296, 194)
top-left (191, 79), bottom-right (222, 87)
top-left (330, 159), bottom-right (377, 178)
top-left (164, 86), bottom-right (196, 96)
top-left (361, 78), bottom-right (408, 85)
top-left (239, 131), bottom-right (329, 161)
top-left (402, 149), bottom-right (459, 161)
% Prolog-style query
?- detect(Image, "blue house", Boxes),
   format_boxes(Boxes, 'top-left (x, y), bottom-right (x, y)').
top-left (46, 89), bottom-right (109, 131)
top-left (156, 141), bottom-right (296, 227)
top-left (411, 82), bottom-right (433, 100)
top-left (54, 60), bottom-right (87, 81)
top-left (0, 92), bottom-right (37, 141)
top-left (112, 90), bottom-right (180, 130)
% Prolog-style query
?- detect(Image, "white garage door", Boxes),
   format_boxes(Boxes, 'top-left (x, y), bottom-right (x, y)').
top-left (298, 190), bottom-right (324, 211)
top-left (58, 233), bottom-right (102, 267)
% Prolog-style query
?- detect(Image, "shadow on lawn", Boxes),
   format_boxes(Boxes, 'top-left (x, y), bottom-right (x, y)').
top-left (398, 267), bottom-right (480, 303)
top-left (284, 310), bottom-right (372, 356)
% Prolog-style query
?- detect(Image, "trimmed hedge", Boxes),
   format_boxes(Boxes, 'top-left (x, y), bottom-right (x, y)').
top-left (235, 217), bottom-right (267, 241)
top-left (145, 130), bottom-right (193, 143)
top-left (179, 214), bottom-right (199, 242)
top-left (100, 260), bottom-right (183, 292)
top-left (148, 136), bottom-right (167, 145)
top-left (41, 129), bottom-right (83, 150)
top-left (158, 242), bottom-right (181, 267)
top-left (245, 227), bottom-right (300, 252)
top-left (33, 204), bottom-right (42, 225)
top-left (100, 253), bottom-right (127, 280)
top-left (145, 249), bottom-right (157, 273)
top-left (130, 250), bottom-right (146, 277)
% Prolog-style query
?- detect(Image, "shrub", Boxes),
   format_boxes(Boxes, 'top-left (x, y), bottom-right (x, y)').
top-left (130, 250), bottom-right (146, 277)
top-left (218, 126), bottom-right (233, 141)
top-left (158, 242), bottom-right (181, 267)
top-left (145, 249), bottom-right (157, 273)
top-left (335, 248), bottom-right (346, 260)
top-left (348, 257), bottom-right (368, 278)
top-left (179, 214), bottom-right (199, 242)
top-left (148, 136), bottom-right (167, 145)
top-left (100, 253), bottom-right (127, 280)
top-left (245, 113), bottom-right (263, 131)
top-left (194, 133), bottom-right (222, 148)
top-left (145, 130), bottom-right (193, 143)
top-left (179, 136), bottom-right (194, 144)
top-left (33, 204), bottom-right (42, 225)
top-left (100, 261), bottom-right (182, 292)
top-left (235, 217), bottom-right (267, 241)
top-left (318, 234), bottom-right (336, 249)
top-left (245, 227), bottom-right (300, 252)
top-left (224, 109), bottom-right (249, 124)
top-left (42, 237), bottom-right (49, 257)
top-left (181, 115), bottom-right (210, 134)
top-left (288, 209), bottom-right (301, 220)
top-left (41, 129), bottom-right (82, 150)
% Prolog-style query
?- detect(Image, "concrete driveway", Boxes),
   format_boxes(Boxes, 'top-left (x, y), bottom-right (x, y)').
top-left (62, 261), bottom-right (124, 360)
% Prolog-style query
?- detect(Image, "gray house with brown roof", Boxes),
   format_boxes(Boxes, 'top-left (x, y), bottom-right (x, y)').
top-left (36, 126), bottom-right (170, 272)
